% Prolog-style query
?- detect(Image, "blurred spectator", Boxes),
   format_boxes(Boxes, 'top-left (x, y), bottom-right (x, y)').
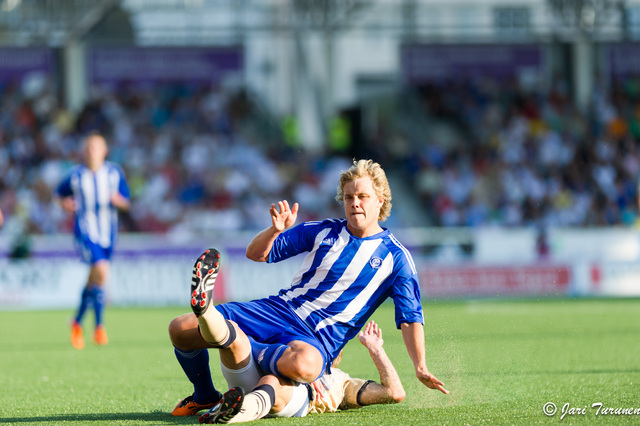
top-left (0, 79), bottom-right (347, 237)
top-left (398, 76), bottom-right (640, 228)
top-left (1, 73), bottom-right (640, 238)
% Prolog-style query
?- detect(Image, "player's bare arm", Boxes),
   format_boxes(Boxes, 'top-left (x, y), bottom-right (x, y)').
top-left (246, 200), bottom-right (299, 262)
top-left (401, 322), bottom-right (449, 394)
top-left (354, 321), bottom-right (405, 406)
top-left (110, 192), bottom-right (131, 211)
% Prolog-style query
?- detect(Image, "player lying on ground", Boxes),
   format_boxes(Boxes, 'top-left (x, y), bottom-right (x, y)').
top-left (169, 159), bottom-right (447, 416)
top-left (198, 319), bottom-right (404, 424)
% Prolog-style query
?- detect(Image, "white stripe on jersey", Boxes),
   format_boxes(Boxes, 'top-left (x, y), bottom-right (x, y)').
top-left (314, 253), bottom-right (393, 331)
top-left (80, 169), bottom-right (99, 244)
top-left (97, 167), bottom-right (112, 247)
top-left (288, 227), bottom-right (333, 291)
top-left (284, 228), bottom-right (350, 320)
top-left (389, 233), bottom-right (417, 275)
top-left (75, 165), bottom-right (122, 248)
top-left (293, 232), bottom-right (381, 322)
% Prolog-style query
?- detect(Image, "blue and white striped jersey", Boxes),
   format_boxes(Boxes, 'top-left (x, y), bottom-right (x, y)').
top-left (268, 218), bottom-right (423, 359)
top-left (57, 162), bottom-right (130, 249)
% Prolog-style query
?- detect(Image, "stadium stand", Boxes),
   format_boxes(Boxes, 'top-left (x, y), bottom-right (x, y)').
top-left (1, 73), bottom-right (639, 241)
top-left (402, 77), bottom-right (640, 227)
top-left (0, 79), bottom-right (349, 239)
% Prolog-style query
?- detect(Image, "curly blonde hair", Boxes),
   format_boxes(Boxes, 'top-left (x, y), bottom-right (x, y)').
top-left (335, 159), bottom-right (392, 221)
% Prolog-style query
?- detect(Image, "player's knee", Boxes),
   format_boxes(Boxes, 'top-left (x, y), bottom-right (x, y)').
top-left (168, 314), bottom-right (196, 349)
top-left (259, 374), bottom-right (281, 388)
top-left (90, 261), bottom-right (109, 284)
top-left (168, 317), bottom-right (184, 346)
top-left (280, 349), bottom-right (323, 383)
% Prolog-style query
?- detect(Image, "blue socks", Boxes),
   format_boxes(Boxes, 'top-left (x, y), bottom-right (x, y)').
top-left (75, 286), bottom-right (92, 324)
top-left (92, 286), bottom-right (105, 327)
top-left (249, 340), bottom-right (289, 377)
top-left (75, 284), bottom-right (106, 327)
top-left (174, 347), bottom-right (222, 404)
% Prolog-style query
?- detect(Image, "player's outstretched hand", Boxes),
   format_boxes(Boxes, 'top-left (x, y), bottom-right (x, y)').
top-left (416, 368), bottom-right (449, 394)
top-left (60, 196), bottom-right (76, 213)
top-left (358, 320), bottom-right (383, 350)
top-left (270, 200), bottom-right (299, 231)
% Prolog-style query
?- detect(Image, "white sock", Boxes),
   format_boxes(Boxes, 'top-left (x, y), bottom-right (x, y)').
top-left (198, 307), bottom-right (232, 347)
top-left (227, 387), bottom-right (275, 424)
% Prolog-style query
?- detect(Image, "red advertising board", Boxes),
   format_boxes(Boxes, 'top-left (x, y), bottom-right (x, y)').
top-left (420, 265), bottom-right (571, 298)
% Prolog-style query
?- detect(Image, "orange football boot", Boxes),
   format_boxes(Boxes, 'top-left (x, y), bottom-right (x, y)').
top-left (172, 395), bottom-right (218, 416)
top-left (70, 321), bottom-right (85, 350)
top-left (94, 325), bottom-right (108, 345)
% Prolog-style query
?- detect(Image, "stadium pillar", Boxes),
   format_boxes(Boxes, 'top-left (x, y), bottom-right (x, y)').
top-left (572, 36), bottom-right (594, 112)
top-left (62, 40), bottom-right (88, 114)
top-left (293, 34), bottom-right (325, 152)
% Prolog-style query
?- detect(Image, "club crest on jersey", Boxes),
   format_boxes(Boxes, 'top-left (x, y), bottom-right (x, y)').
top-left (369, 256), bottom-right (383, 269)
top-left (321, 237), bottom-right (336, 246)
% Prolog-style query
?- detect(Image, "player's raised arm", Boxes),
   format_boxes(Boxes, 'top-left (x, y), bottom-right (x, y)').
top-left (246, 200), bottom-right (299, 262)
top-left (401, 322), bottom-right (449, 394)
top-left (349, 321), bottom-right (405, 406)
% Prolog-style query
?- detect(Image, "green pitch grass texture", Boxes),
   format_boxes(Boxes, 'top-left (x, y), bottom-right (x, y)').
top-left (1, 298), bottom-right (639, 425)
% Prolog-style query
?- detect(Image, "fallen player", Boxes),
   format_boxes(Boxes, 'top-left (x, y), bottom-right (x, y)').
top-left (199, 320), bottom-right (405, 423)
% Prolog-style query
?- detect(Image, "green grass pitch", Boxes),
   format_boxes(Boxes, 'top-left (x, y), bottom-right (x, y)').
top-left (1, 298), bottom-right (639, 425)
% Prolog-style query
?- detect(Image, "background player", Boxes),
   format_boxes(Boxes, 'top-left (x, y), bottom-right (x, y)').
top-left (57, 132), bottom-right (131, 349)
top-left (169, 159), bottom-right (447, 415)
top-left (199, 320), bottom-right (405, 424)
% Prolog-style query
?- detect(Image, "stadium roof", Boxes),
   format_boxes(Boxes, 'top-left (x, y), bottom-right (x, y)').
top-left (0, 0), bottom-right (636, 47)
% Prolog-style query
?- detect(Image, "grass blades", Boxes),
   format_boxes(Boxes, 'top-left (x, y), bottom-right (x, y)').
top-left (1, 298), bottom-right (639, 425)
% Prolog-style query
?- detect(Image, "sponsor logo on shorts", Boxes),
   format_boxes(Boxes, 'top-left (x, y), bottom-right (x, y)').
top-left (257, 348), bottom-right (267, 364)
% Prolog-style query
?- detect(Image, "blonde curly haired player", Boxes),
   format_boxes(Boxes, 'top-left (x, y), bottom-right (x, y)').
top-left (169, 158), bottom-right (447, 418)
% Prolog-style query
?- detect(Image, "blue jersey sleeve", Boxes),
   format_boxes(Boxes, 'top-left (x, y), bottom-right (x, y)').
top-left (56, 170), bottom-right (73, 198)
top-left (267, 221), bottom-right (323, 263)
top-left (390, 263), bottom-right (424, 328)
top-left (115, 164), bottom-right (131, 199)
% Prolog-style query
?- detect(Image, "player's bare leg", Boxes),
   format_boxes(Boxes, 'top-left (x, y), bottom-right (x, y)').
top-left (170, 248), bottom-right (228, 416)
top-left (189, 248), bottom-right (323, 383)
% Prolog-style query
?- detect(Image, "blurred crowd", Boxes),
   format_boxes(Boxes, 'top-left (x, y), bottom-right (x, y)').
top-left (399, 77), bottom-right (640, 228)
top-left (1, 73), bottom-right (639, 241)
top-left (0, 77), bottom-right (346, 240)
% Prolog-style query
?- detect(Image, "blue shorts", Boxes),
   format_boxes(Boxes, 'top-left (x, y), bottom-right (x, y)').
top-left (216, 295), bottom-right (330, 373)
top-left (75, 237), bottom-right (112, 264)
